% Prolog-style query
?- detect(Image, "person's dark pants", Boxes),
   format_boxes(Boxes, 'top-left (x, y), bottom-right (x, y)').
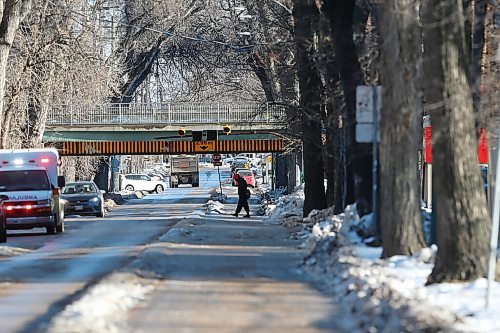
top-left (235, 197), bottom-right (250, 216)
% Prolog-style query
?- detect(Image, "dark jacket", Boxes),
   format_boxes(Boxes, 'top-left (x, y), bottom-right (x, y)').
top-left (237, 177), bottom-right (248, 199)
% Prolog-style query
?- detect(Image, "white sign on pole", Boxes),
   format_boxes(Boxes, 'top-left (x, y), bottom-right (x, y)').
top-left (356, 85), bottom-right (382, 124)
top-left (356, 124), bottom-right (380, 143)
top-left (356, 85), bottom-right (382, 143)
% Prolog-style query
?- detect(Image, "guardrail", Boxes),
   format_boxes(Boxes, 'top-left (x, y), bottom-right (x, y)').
top-left (46, 102), bottom-right (286, 126)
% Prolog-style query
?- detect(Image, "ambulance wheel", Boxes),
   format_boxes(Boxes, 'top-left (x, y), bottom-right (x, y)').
top-left (46, 223), bottom-right (56, 235)
top-left (56, 221), bottom-right (65, 233)
top-left (0, 219), bottom-right (6, 243)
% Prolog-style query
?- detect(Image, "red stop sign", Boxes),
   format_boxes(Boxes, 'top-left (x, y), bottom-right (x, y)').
top-left (212, 153), bottom-right (221, 162)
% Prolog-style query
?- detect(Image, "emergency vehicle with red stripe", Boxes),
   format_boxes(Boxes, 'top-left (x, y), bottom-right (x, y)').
top-left (0, 148), bottom-right (65, 242)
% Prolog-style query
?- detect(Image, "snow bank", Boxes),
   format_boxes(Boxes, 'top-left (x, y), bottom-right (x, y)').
top-left (205, 200), bottom-right (226, 214)
top-left (263, 186), bottom-right (303, 225)
top-left (267, 189), bottom-right (500, 333)
top-left (47, 273), bottom-right (154, 333)
top-left (0, 246), bottom-right (32, 257)
top-left (209, 191), bottom-right (227, 203)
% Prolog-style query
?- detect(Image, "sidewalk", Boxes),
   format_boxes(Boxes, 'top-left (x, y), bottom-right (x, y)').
top-left (125, 195), bottom-right (349, 333)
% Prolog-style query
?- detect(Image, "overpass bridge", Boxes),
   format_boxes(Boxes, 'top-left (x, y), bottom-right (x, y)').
top-left (44, 102), bottom-right (289, 155)
top-left (45, 102), bottom-right (286, 142)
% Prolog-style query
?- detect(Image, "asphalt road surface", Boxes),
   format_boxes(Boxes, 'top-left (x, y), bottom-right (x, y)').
top-left (0, 168), bottom-right (346, 333)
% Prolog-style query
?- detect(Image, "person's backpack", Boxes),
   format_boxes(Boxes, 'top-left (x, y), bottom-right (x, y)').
top-left (246, 188), bottom-right (251, 199)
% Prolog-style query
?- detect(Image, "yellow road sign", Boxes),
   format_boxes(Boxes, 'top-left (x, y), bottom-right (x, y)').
top-left (194, 141), bottom-right (214, 152)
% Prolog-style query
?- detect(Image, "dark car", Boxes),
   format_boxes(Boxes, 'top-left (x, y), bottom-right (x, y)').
top-left (61, 181), bottom-right (105, 217)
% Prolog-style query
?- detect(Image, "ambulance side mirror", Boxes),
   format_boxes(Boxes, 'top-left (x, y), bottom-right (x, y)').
top-left (58, 176), bottom-right (66, 188)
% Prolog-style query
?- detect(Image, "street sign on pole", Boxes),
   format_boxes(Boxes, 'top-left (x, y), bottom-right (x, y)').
top-left (356, 85), bottom-right (382, 239)
top-left (217, 165), bottom-right (223, 195)
top-left (486, 132), bottom-right (500, 308)
top-left (212, 153), bottom-right (221, 163)
top-left (355, 124), bottom-right (380, 143)
top-left (356, 85), bottom-right (382, 124)
top-left (355, 85), bottom-right (381, 144)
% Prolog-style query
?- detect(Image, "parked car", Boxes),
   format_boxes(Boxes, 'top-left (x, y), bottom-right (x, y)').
top-left (251, 166), bottom-right (263, 178)
top-left (231, 161), bottom-right (249, 174)
top-left (120, 174), bottom-right (166, 193)
top-left (223, 157), bottom-right (234, 165)
top-left (61, 181), bottom-right (105, 217)
top-left (233, 169), bottom-right (256, 188)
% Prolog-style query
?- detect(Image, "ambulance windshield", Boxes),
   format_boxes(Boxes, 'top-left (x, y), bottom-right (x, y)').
top-left (0, 170), bottom-right (51, 191)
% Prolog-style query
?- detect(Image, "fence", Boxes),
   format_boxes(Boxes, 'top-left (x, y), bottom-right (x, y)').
top-left (46, 102), bottom-right (286, 126)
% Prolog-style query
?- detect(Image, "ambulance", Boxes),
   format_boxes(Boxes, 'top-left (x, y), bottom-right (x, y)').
top-left (0, 148), bottom-right (66, 242)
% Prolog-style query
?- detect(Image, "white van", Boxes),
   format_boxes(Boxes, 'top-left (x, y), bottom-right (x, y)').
top-left (0, 148), bottom-right (65, 241)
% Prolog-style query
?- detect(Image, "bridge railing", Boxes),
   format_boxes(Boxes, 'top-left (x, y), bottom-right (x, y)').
top-left (46, 102), bottom-right (286, 126)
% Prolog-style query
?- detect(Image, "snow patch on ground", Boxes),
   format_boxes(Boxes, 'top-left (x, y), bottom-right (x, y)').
top-left (263, 186), bottom-right (303, 225)
top-left (0, 246), bottom-right (32, 257)
top-left (263, 188), bottom-right (500, 333)
top-left (205, 200), bottom-right (226, 214)
top-left (47, 273), bottom-right (155, 333)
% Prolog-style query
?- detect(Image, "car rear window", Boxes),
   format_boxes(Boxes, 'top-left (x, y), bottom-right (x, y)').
top-left (63, 183), bottom-right (96, 194)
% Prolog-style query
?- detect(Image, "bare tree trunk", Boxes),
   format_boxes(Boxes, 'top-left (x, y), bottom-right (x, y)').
top-left (0, 0), bottom-right (33, 147)
top-left (423, 0), bottom-right (491, 283)
top-left (314, 6), bottom-right (342, 208)
top-left (324, 103), bottom-right (339, 208)
top-left (470, 0), bottom-right (488, 125)
top-left (293, 0), bottom-right (327, 216)
top-left (324, 0), bottom-right (365, 208)
top-left (379, 0), bottom-right (426, 257)
top-left (248, 53), bottom-right (275, 102)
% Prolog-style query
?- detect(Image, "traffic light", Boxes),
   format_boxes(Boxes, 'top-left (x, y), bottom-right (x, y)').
top-left (222, 124), bottom-right (231, 135)
top-left (177, 128), bottom-right (186, 137)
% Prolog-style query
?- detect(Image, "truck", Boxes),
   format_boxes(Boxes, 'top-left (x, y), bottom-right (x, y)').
top-left (0, 148), bottom-right (66, 242)
top-left (170, 155), bottom-right (199, 188)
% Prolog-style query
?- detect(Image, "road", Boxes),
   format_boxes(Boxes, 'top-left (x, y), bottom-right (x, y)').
top-left (0, 168), bottom-right (346, 333)
top-left (0, 168), bottom-right (221, 332)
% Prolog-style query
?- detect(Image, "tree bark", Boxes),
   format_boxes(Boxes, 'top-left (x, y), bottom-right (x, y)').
top-left (248, 53), bottom-right (275, 102)
top-left (379, 0), bottom-right (426, 258)
top-left (423, 0), bottom-right (491, 283)
top-left (324, 102), bottom-right (338, 207)
top-left (293, 0), bottom-right (327, 217)
top-left (324, 0), bottom-right (366, 209)
top-left (0, 0), bottom-right (32, 147)
top-left (470, 0), bottom-right (488, 126)
top-left (117, 35), bottom-right (167, 104)
top-left (314, 4), bottom-right (342, 209)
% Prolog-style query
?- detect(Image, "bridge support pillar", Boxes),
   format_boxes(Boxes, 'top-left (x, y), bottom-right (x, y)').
top-left (275, 153), bottom-right (289, 193)
top-left (94, 157), bottom-right (110, 192)
top-left (287, 150), bottom-right (298, 193)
